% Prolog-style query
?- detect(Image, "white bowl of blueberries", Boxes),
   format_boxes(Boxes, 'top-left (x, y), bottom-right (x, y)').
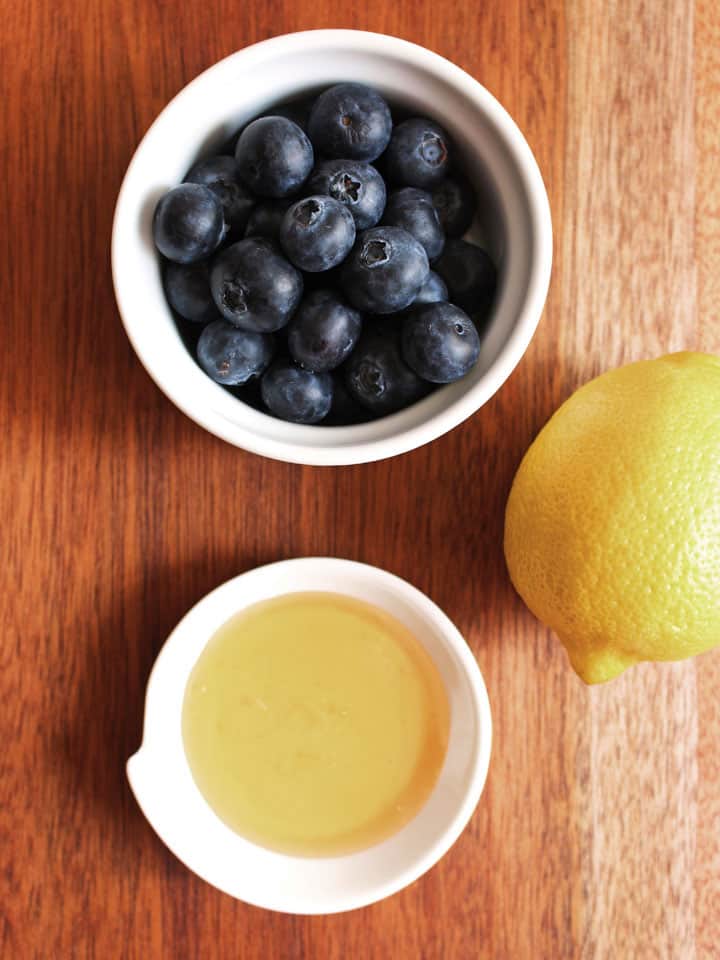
top-left (112, 30), bottom-right (552, 465)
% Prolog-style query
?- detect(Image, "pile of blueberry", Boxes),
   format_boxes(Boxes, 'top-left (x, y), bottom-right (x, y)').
top-left (153, 83), bottom-right (497, 425)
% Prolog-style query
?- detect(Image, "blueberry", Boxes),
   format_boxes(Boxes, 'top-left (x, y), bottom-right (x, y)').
top-left (308, 83), bottom-right (392, 162)
top-left (306, 159), bottom-right (386, 229)
top-left (341, 226), bottom-right (429, 315)
top-left (401, 302), bottom-right (480, 383)
top-left (163, 261), bottom-right (217, 322)
top-left (243, 200), bottom-right (290, 242)
top-left (235, 116), bottom-right (314, 198)
top-left (279, 196), bottom-right (356, 273)
top-left (414, 270), bottom-right (448, 305)
top-left (153, 184), bottom-right (225, 263)
top-left (288, 289), bottom-right (362, 372)
top-left (197, 319), bottom-right (275, 385)
top-left (222, 99), bottom-right (316, 157)
top-left (210, 238), bottom-right (303, 332)
top-left (345, 329), bottom-right (429, 415)
top-left (184, 155), bottom-right (255, 235)
top-left (385, 118), bottom-right (450, 189)
top-left (432, 175), bottom-right (476, 237)
top-left (435, 238), bottom-right (497, 313)
top-left (261, 360), bottom-right (333, 424)
top-left (382, 187), bottom-right (445, 262)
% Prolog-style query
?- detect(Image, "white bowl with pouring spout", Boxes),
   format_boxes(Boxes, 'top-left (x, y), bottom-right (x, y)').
top-left (127, 558), bottom-right (492, 914)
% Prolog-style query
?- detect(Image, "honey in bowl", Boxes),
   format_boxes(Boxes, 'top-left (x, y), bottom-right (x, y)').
top-left (181, 592), bottom-right (450, 857)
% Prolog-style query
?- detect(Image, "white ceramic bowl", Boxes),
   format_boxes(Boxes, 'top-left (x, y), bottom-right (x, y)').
top-left (112, 30), bottom-right (551, 465)
top-left (127, 558), bottom-right (491, 913)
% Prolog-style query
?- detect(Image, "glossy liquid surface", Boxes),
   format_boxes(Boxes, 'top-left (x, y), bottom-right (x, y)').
top-left (182, 592), bottom-right (450, 856)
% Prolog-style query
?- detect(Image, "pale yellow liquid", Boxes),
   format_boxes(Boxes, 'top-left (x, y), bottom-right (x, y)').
top-left (182, 592), bottom-right (450, 857)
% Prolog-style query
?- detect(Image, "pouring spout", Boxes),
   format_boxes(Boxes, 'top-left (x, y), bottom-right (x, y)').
top-left (126, 747), bottom-right (152, 795)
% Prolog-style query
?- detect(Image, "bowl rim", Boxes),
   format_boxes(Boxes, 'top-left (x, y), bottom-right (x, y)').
top-left (126, 557), bottom-right (493, 913)
top-left (112, 29), bottom-right (552, 465)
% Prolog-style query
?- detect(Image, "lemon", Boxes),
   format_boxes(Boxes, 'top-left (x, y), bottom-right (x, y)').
top-left (504, 352), bottom-right (720, 684)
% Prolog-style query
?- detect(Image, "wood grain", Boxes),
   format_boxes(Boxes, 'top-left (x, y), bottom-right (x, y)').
top-left (1, 0), bottom-right (718, 958)
top-left (694, 0), bottom-right (720, 955)
top-left (562, 2), bottom-right (700, 957)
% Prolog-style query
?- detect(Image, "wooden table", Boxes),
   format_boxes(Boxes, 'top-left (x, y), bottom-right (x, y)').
top-left (3, 1), bottom-right (718, 957)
